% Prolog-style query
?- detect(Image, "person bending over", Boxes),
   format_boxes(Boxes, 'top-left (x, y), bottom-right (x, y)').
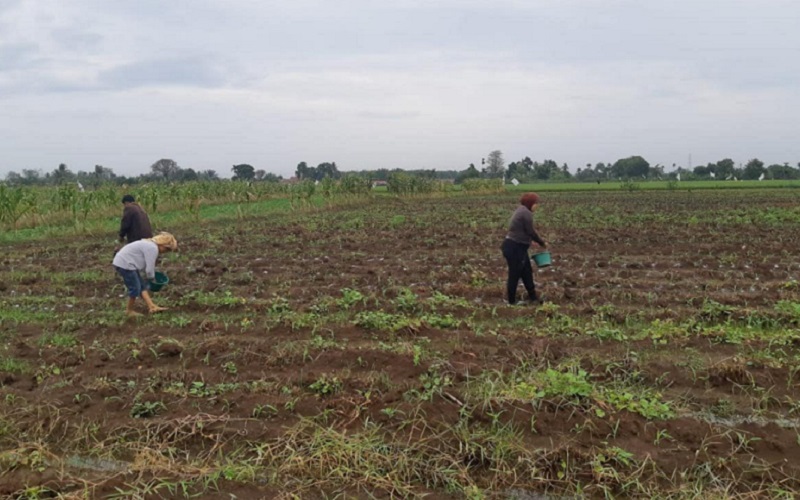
top-left (112, 232), bottom-right (178, 316)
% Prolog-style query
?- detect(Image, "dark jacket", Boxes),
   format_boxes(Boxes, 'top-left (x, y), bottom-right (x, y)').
top-left (505, 205), bottom-right (545, 247)
top-left (119, 203), bottom-right (153, 243)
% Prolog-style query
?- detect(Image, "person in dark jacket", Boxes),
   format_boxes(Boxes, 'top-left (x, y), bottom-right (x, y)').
top-left (501, 192), bottom-right (547, 305)
top-left (118, 194), bottom-right (153, 245)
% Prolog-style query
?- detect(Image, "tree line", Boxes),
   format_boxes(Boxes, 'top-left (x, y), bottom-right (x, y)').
top-left (5, 153), bottom-right (800, 187)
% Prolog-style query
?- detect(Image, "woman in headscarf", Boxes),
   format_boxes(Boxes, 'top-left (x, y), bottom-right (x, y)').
top-left (501, 193), bottom-right (547, 305)
top-left (112, 232), bottom-right (178, 316)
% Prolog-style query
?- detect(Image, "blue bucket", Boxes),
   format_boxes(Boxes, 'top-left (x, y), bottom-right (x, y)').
top-left (532, 251), bottom-right (551, 268)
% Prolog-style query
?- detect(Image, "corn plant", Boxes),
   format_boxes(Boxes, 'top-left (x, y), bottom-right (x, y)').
top-left (0, 184), bottom-right (37, 229)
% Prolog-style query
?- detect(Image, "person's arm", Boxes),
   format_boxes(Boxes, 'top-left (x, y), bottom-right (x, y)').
top-left (143, 244), bottom-right (158, 280)
top-left (119, 209), bottom-right (132, 242)
top-left (525, 213), bottom-right (547, 247)
top-left (530, 227), bottom-right (546, 247)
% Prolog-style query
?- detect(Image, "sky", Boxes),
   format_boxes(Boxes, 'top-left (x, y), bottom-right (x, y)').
top-left (1, 0), bottom-right (798, 178)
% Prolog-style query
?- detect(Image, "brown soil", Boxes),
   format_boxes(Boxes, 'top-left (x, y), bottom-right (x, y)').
top-left (1, 190), bottom-right (800, 497)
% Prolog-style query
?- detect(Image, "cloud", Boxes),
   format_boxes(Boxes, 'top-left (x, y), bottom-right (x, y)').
top-left (0, 41), bottom-right (40, 70)
top-left (50, 27), bottom-right (104, 53)
top-left (0, 1), bottom-right (799, 177)
top-left (98, 56), bottom-right (227, 89)
top-left (357, 110), bottom-right (422, 120)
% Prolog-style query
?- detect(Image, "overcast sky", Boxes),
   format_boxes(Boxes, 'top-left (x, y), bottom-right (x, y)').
top-left (1, 0), bottom-right (798, 178)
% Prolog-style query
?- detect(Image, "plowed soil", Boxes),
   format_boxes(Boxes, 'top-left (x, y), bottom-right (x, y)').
top-left (1, 189), bottom-right (800, 498)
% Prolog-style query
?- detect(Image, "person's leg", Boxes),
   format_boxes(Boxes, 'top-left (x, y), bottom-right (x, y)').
top-left (126, 297), bottom-right (142, 316)
top-left (136, 273), bottom-right (167, 313)
top-left (141, 290), bottom-right (167, 313)
top-left (520, 253), bottom-right (539, 302)
top-left (502, 240), bottom-right (525, 304)
top-left (116, 267), bottom-right (143, 316)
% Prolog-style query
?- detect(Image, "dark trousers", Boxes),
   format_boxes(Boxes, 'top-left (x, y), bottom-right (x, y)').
top-left (501, 238), bottom-right (535, 304)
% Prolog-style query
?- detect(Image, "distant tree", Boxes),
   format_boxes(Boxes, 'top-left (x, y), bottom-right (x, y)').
top-left (177, 168), bottom-right (198, 182)
top-left (295, 161), bottom-right (312, 180)
top-left (611, 156), bottom-right (650, 179)
top-left (369, 168), bottom-right (391, 181)
top-left (197, 169), bottom-right (219, 181)
top-left (506, 157), bottom-right (533, 182)
top-left (254, 169), bottom-right (266, 181)
top-left (533, 160), bottom-right (559, 180)
top-left (93, 164), bottom-right (115, 181)
top-left (316, 162), bottom-right (341, 180)
top-left (456, 164), bottom-right (481, 184)
top-left (231, 164), bottom-right (255, 181)
top-left (5, 171), bottom-right (22, 184)
top-left (21, 169), bottom-right (42, 185)
top-left (594, 162), bottom-right (610, 178)
top-left (575, 166), bottom-right (600, 182)
top-left (715, 158), bottom-right (736, 179)
top-left (262, 172), bottom-right (283, 183)
top-left (84, 164), bottom-right (115, 187)
top-left (150, 159), bottom-right (180, 181)
top-left (415, 169), bottom-right (437, 179)
top-left (52, 163), bottom-right (74, 185)
top-left (483, 150), bottom-right (505, 179)
top-left (766, 163), bottom-right (800, 180)
top-left (742, 158), bottom-right (765, 180)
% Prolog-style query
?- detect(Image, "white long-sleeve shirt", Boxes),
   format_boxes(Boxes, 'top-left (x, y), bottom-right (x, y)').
top-left (112, 240), bottom-right (159, 279)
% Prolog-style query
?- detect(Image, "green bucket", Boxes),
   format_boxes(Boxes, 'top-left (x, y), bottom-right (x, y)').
top-left (532, 251), bottom-right (551, 268)
top-left (149, 271), bottom-right (169, 292)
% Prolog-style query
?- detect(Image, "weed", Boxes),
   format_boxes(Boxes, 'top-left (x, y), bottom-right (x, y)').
top-left (0, 356), bottom-right (30, 374)
top-left (38, 331), bottom-right (79, 348)
top-left (337, 288), bottom-right (365, 310)
top-left (422, 313), bottom-right (461, 329)
top-left (394, 287), bottom-right (419, 312)
top-left (252, 403), bottom-right (279, 419)
top-left (654, 429), bottom-right (674, 445)
top-left (130, 400), bottom-right (166, 418)
top-left (309, 375), bottom-right (343, 396)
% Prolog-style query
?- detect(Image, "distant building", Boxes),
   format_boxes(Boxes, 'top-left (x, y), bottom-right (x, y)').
top-left (372, 180), bottom-right (388, 188)
top-left (281, 176), bottom-right (300, 185)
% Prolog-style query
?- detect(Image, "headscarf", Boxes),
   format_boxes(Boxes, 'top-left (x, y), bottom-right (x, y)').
top-left (148, 232), bottom-right (178, 251)
top-left (520, 192), bottom-right (539, 210)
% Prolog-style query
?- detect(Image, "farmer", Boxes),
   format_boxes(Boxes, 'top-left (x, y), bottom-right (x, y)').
top-left (112, 232), bottom-right (178, 316)
top-left (118, 194), bottom-right (153, 245)
top-left (501, 192), bottom-right (547, 305)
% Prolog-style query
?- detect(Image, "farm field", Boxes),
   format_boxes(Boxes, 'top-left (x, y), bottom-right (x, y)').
top-left (1, 189), bottom-right (800, 498)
